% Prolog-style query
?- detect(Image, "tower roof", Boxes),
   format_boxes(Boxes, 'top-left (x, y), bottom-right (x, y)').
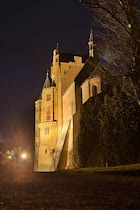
top-left (44, 71), bottom-right (52, 88)
top-left (88, 28), bottom-right (95, 57)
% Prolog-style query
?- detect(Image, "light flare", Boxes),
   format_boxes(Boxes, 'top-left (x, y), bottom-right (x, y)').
top-left (102, 49), bottom-right (116, 63)
top-left (21, 153), bottom-right (27, 159)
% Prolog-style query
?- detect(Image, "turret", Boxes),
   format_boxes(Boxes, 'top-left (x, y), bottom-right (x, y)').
top-left (44, 71), bottom-right (52, 88)
top-left (88, 28), bottom-right (95, 57)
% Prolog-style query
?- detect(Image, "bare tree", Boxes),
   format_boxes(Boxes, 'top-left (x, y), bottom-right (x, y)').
top-left (80, 0), bottom-right (140, 98)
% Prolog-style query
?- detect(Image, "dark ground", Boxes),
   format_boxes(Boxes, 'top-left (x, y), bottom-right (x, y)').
top-left (0, 166), bottom-right (140, 210)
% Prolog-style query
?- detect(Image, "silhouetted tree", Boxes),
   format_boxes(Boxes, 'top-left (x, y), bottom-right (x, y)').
top-left (98, 86), bottom-right (140, 166)
top-left (80, 0), bottom-right (140, 98)
top-left (77, 84), bottom-right (140, 167)
top-left (77, 95), bottom-right (102, 167)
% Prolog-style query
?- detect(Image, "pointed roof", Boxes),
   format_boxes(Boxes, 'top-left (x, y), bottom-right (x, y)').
top-left (88, 28), bottom-right (95, 57)
top-left (89, 28), bottom-right (93, 42)
top-left (56, 43), bottom-right (59, 54)
top-left (38, 71), bottom-right (52, 99)
top-left (44, 71), bottom-right (52, 88)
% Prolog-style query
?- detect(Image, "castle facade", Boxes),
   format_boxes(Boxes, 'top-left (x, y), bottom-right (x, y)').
top-left (34, 31), bottom-right (101, 172)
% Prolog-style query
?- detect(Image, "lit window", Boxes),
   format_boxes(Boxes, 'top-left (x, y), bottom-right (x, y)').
top-left (46, 106), bottom-right (51, 121)
top-left (46, 94), bottom-right (51, 101)
top-left (45, 127), bottom-right (49, 135)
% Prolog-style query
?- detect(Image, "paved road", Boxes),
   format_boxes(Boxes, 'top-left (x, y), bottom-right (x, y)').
top-left (0, 168), bottom-right (140, 210)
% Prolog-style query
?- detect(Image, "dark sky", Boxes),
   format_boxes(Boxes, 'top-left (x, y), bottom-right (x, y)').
top-left (0, 0), bottom-right (91, 149)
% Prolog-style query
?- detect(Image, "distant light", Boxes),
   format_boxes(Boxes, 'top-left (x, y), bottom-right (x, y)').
top-left (21, 153), bottom-right (27, 159)
top-left (128, 23), bottom-right (131, 29)
top-left (8, 155), bottom-right (12, 160)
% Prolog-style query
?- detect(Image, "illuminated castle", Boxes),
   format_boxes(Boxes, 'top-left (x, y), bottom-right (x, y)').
top-left (34, 30), bottom-right (101, 172)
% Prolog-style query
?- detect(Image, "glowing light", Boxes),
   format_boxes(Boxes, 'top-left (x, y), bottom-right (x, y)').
top-left (128, 23), bottom-right (131, 29)
top-left (21, 153), bottom-right (27, 159)
top-left (8, 155), bottom-right (12, 160)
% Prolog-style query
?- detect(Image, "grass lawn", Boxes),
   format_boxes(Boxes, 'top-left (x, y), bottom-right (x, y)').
top-left (0, 164), bottom-right (140, 210)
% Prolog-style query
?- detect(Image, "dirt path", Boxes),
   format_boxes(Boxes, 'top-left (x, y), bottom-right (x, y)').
top-left (0, 168), bottom-right (140, 210)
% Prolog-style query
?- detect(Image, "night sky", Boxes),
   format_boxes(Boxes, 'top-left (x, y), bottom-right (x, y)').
top-left (0, 1), bottom-right (91, 149)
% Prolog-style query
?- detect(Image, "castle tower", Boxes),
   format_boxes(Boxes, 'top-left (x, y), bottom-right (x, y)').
top-left (34, 70), bottom-right (58, 171)
top-left (88, 28), bottom-right (95, 57)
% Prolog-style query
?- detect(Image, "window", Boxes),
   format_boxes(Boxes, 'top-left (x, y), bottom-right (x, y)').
top-left (92, 85), bottom-right (97, 96)
top-left (45, 127), bottom-right (49, 135)
top-left (46, 106), bottom-right (51, 121)
top-left (46, 94), bottom-right (51, 101)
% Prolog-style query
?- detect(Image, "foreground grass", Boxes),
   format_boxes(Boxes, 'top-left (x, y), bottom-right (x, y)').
top-left (58, 163), bottom-right (140, 175)
top-left (0, 163), bottom-right (140, 176)
top-left (0, 164), bottom-right (140, 209)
